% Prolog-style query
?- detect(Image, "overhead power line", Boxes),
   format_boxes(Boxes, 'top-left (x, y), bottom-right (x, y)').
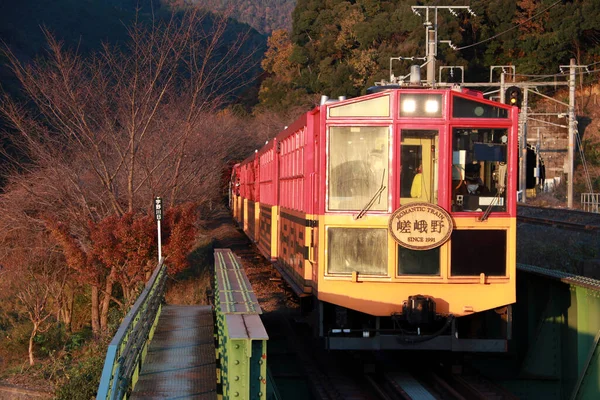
top-left (455, 0), bottom-right (562, 51)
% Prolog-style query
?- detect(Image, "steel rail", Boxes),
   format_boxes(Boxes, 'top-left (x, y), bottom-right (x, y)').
top-left (517, 215), bottom-right (600, 232)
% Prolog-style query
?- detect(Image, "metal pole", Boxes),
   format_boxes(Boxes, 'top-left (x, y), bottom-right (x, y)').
top-left (427, 28), bottom-right (436, 86)
top-left (520, 88), bottom-right (528, 202)
top-left (154, 197), bottom-right (163, 264)
top-left (500, 73), bottom-right (505, 103)
top-left (568, 58), bottom-right (576, 208)
top-left (157, 219), bottom-right (162, 264)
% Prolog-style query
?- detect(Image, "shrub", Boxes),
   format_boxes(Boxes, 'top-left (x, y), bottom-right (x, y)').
top-left (54, 343), bottom-right (104, 400)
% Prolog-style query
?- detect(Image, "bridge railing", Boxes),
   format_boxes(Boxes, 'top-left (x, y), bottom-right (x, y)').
top-left (214, 248), bottom-right (269, 400)
top-left (96, 259), bottom-right (168, 400)
top-left (581, 193), bottom-right (599, 213)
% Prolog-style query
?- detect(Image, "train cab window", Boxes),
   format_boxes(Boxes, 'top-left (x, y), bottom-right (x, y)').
top-left (452, 97), bottom-right (508, 119)
top-left (452, 128), bottom-right (508, 212)
top-left (328, 126), bottom-right (389, 211)
top-left (451, 230), bottom-right (507, 276)
top-left (397, 246), bottom-right (440, 276)
top-left (400, 130), bottom-right (438, 205)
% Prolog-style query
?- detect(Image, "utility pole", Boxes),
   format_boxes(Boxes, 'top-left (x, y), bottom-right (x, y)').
top-left (405, 5), bottom-right (582, 207)
top-left (519, 87), bottom-right (529, 203)
top-left (411, 5), bottom-right (476, 86)
top-left (568, 58), bottom-right (576, 208)
top-left (427, 26), bottom-right (436, 86)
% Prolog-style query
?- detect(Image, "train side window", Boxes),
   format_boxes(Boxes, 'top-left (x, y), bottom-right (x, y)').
top-left (328, 126), bottom-right (389, 211)
top-left (452, 128), bottom-right (508, 212)
top-left (397, 246), bottom-right (440, 276)
top-left (400, 129), bottom-right (439, 205)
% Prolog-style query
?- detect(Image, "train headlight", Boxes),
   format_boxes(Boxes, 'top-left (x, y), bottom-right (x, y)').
top-left (400, 94), bottom-right (443, 117)
top-left (401, 99), bottom-right (417, 114)
top-left (425, 99), bottom-right (440, 114)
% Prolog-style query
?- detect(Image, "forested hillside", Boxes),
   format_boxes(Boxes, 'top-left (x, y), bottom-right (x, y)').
top-left (258, 0), bottom-right (600, 111)
top-left (0, 0), bottom-right (266, 94)
top-left (256, 0), bottom-right (600, 192)
top-left (0, 2), bottom-right (271, 396)
top-left (161, 0), bottom-right (295, 33)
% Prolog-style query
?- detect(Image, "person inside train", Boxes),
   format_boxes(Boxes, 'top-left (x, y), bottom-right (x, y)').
top-left (464, 175), bottom-right (488, 196)
top-left (453, 162), bottom-right (491, 211)
top-left (463, 162), bottom-right (488, 194)
top-left (410, 164), bottom-right (423, 198)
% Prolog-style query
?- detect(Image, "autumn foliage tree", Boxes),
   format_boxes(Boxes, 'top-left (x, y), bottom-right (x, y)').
top-left (0, 226), bottom-right (67, 366)
top-left (0, 8), bottom-right (261, 336)
top-left (45, 204), bottom-right (197, 333)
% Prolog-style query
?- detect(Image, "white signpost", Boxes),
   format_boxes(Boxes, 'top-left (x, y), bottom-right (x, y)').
top-left (154, 197), bottom-right (162, 263)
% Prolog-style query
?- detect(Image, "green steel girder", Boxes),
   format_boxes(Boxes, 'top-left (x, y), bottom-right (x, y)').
top-left (504, 265), bottom-right (600, 400)
top-left (570, 286), bottom-right (600, 400)
top-left (214, 249), bottom-right (268, 400)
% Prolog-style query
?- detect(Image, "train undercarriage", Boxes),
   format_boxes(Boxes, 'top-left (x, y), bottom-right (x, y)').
top-left (301, 296), bottom-right (512, 352)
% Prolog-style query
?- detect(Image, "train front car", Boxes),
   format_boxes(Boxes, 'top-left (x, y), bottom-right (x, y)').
top-left (315, 88), bottom-right (518, 351)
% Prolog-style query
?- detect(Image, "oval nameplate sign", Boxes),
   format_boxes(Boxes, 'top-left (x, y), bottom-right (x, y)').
top-left (388, 202), bottom-right (453, 250)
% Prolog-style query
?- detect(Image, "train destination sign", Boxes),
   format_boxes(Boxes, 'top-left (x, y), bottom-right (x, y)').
top-left (388, 202), bottom-right (453, 250)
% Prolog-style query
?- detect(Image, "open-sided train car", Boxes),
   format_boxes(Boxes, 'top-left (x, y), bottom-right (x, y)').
top-left (231, 86), bottom-right (518, 351)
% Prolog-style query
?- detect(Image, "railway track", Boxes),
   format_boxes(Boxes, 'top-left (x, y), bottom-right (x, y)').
top-left (213, 209), bottom-right (522, 399)
top-left (212, 211), bottom-right (376, 399)
top-left (261, 305), bottom-right (381, 400)
top-left (361, 353), bottom-right (522, 400)
top-left (429, 367), bottom-right (520, 400)
top-left (517, 204), bottom-right (600, 232)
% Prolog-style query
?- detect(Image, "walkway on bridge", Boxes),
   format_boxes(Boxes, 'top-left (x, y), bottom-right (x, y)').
top-left (131, 305), bottom-right (216, 399)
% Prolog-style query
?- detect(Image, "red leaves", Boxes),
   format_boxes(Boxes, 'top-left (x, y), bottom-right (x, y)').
top-left (162, 202), bottom-right (198, 275)
top-left (48, 203), bottom-right (198, 301)
top-left (90, 212), bottom-right (156, 299)
top-left (45, 217), bottom-right (94, 281)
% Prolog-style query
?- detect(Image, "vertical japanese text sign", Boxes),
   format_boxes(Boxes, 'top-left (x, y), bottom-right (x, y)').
top-left (155, 197), bottom-right (162, 263)
top-left (154, 197), bottom-right (163, 221)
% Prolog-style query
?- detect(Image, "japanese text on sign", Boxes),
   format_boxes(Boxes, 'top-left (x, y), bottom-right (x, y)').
top-left (154, 197), bottom-right (162, 221)
top-left (388, 202), bottom-right (453, 250)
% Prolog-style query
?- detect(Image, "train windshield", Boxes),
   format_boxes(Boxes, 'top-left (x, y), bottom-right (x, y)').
top-left (452, 128), bottom-right (508, 212)
top-left (328, 126), bottom-right (389, 211)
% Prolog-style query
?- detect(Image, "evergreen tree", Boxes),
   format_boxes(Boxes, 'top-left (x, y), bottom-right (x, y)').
top-left (258, 0), bottom-right (600, 109)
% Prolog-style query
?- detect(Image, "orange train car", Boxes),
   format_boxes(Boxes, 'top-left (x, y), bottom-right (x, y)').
top-left (231, 85), bottom-right (518, 351)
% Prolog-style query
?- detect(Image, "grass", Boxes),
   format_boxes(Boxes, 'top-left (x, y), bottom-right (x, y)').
top-left (164, 235), bottom-right (215, 305)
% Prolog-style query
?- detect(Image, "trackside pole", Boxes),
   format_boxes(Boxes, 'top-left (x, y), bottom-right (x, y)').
top-left (154, 197), bottom-right (162, 263)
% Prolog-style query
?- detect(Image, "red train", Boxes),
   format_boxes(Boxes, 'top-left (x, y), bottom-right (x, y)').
top-left (231, 84), bottom-right (518, 351)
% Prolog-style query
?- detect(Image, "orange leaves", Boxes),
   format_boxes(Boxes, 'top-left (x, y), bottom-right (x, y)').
top-left (261, 29), bottom-right (296, 83)
top-left (90, 212), bottom-right (157, 290)
top-left (45, 217), bottom-right (88, 275)
top-left (162, 202), bottom-right (198, 275)
top-left (46, 203), bottom-right (198, 304)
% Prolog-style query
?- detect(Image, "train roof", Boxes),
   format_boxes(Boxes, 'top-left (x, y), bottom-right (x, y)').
top-left (236, 86), bottom-right (514, 166)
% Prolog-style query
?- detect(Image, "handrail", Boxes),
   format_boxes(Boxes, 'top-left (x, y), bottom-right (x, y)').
top-left (96, 259), bottom-right (168, 400)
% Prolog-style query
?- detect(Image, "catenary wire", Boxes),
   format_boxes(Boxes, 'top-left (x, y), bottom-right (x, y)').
top-left (455, 0), bottom-right (562, 51)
